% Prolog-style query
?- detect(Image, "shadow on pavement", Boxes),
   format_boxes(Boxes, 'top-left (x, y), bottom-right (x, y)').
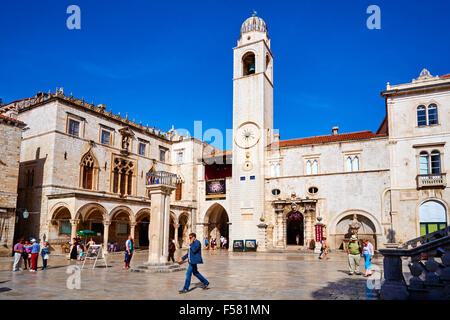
top-left (311, 277), bottom-right (379, 300)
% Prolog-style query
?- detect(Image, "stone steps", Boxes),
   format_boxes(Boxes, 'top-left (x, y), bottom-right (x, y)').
top-left (130, 263), bottom-right (186, 273)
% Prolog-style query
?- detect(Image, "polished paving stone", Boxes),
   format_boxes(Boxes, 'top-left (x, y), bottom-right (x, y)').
top-left (0, 250), bottom-right (382, 300)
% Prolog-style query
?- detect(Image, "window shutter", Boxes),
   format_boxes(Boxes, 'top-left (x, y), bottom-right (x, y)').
top-left (175, 183), bottom-right (182, 200)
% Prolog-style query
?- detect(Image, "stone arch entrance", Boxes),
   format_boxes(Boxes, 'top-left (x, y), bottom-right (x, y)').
top-left (135, 209), bottom-right (150, 248)
top-left (178, 212), bottom-right (190, 248)
top-left (286, 210), bottom-right (304, 246)
top-left (204, 203), bottom-right (229, 248)
top-left (49, 206), bottom-right (72, 247)
top-left (109, 207), bottom-right (133, 250)
top-left (334, 213), bottom-right (377, 249)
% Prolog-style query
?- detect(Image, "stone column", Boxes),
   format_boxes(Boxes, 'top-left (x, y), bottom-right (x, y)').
top-left (70, 219), bottom-right (79, 242)
top-left (130, 222), bottom-right (136, 240)
top-left (173, 222), bottom-right (179, 248)
top-left (147, 184), bottom-right (175, 264)
top-left (304, 213), bottom-right (313, 248)
top-left (275, 209), bottom-right (285, 248)
top-left (103, 221), bottom-right (111, 254)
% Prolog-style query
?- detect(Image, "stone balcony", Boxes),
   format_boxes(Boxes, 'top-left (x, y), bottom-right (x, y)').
top-left (416, 173), bottom-right (446, 189)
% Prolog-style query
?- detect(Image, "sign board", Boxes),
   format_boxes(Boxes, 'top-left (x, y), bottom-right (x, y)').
top-left (244, 239), bottom-right (257, 251)
top-left (205, 179), bottom-right (226, 200)
top-left (233, 240), bottom-right (244, 251)
top-left (81, 245), bottom-right (107, 269)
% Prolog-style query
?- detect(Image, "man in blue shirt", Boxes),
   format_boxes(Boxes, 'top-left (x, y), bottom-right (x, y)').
top-left (24, 238), bottom-right (40, 272)
top-left (177, 233), bottom-right (209, 293)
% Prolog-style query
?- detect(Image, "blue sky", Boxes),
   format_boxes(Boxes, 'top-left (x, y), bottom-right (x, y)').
top-left (1, 0), bottom-right (449, 150)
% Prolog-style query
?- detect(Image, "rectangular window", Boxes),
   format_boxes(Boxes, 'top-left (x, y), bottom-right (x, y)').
top-left (160, 149), bottom-right (166, 162)
top-left (59, 221), bottom-right (72, 234)
top-left (177, 152), bottom-right (183, 164)
top-left (117, 223), bottom-right (128, 235)
top-left (68, 119), bottom-right (80, 136)
top-left (240, 176), bottom-right (246, 181)
top-left (101, 130), bottom-right (111, 145)
top-left (139, 143), bottom-right (146, 156)
top-left (250, 176), bottom-right (255, 180)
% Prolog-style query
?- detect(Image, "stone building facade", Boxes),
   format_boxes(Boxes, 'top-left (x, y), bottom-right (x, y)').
top-left (1, 14), bottom-right (448, 253)
top-left (0, 114), bottom-right (26, 256)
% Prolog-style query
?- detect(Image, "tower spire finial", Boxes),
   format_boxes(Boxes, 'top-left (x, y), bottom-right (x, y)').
top-left (252, 9), bottom-right (257, 17)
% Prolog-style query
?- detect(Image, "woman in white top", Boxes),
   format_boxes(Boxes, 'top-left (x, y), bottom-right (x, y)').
top-left (362, 239), bottom-right (374, 276)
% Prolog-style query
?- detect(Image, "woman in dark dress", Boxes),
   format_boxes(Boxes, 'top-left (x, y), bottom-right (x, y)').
top-left (70, 238), bottom-right (78, 260)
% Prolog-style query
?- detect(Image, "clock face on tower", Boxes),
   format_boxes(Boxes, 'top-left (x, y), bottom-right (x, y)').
top-left (235, 122), bottom-right (260, 149)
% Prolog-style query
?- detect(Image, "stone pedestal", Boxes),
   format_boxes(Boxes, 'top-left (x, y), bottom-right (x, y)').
top-left (257, 222), bottom-right (267, 251)
top-left (147, 184), bottom-right (176, 264)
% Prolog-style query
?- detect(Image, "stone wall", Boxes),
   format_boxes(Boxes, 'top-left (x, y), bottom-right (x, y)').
top-left (0, 117), bottom-right (25, 256)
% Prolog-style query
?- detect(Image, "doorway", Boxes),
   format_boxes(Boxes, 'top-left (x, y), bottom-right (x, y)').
top-left (286, 212), bottom-right (304, 245)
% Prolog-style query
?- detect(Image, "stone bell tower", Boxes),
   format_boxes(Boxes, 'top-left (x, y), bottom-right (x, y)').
top-left (230, 14), bottom-right (274, 250)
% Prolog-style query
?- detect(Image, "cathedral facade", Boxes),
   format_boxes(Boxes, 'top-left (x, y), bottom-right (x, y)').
top-left (1, 14), bottom-right (449, 254)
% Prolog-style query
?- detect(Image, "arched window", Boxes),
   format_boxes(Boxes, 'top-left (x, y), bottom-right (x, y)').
top-left (270, 164), bottom-right (275, 177)
top-left (419, 151), bottom-right (429, 174)
top-left (306, 160), bottom-right (312, 175)
top-left (275, 163), bottom-right (281, 177)
top-left (352, 156), bottom-right (359, 171)
top-left (242, 52), bottom-right (255, 76)
top-left (430, 150), bottom-right (441, 174)
top-left (428, 104), bottom-right (438, 125)
top-left (417, 106), bottom-right (427, 127)
top-left (346, 157), bottom-right (353, 172)
top-left (312, 160), bottom-right (318, 174)
top-left (80, 152), bottom-right (97, 190)
top-left (419, 200), bottom-right (447, 235)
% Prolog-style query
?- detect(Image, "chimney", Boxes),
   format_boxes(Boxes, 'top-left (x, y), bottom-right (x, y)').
top-left (332, 126), bottom-right (339, 136)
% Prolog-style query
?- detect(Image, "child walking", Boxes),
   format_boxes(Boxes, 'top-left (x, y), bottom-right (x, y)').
top-left (41, 242), bottom-right (50, 270)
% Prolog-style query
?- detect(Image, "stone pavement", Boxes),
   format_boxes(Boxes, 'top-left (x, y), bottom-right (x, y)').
top-left (0, 250), bottom-right (382, 300)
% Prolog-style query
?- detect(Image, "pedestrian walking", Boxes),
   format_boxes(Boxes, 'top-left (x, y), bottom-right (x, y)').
top-left (362, 239), bottom-right (374, 277)
top-left (319, 237), bottom-right (329, 260)
top-left (12, 238), bottom-right (24, 271)
top-left (220, 236), bottom-right (224, 249)
top-left (168, 239), bottom-right (176, 263)
top-left (70, 238), bottom-right (78, 260)
top-left (296, 234), bottom-right (300, 245)
top-left (23, 240), bottom-right (31, 270)
top-left (177, 233), bottom-right (209, 294)
top-left (347, 235), bottom-right (362, 275)
top-left (223, 237), bottom-right (227, 249)
top-left (24, 238), bottom-right (40, 272)
top-left (204, 238), bottom-right (208, 249)
top-left (41, 242), bottom-right (50, 270)
top-left (123, 235), bottom-right (134, 270)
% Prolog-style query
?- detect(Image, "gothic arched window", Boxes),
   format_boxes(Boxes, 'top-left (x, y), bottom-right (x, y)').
top-left (80, 152), bottom-right (98, 190)
top-left (346, 157), bottom-right (353, 172)
top-left (312, 160), bottom-right (318, 174)
top-left (352, 156), bottom-right (359, 171)
top-left (306, 160), bottom-right (312, 175)
top-left (112, 157), bottom-right (135, 196)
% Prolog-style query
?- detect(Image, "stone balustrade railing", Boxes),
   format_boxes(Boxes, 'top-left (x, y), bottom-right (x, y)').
top-left (417, 173), bottom-right (447, 189)
top-left (379, 235), bottom-right (450, 300)
top-left (399, 226), bottom-right (450, 249)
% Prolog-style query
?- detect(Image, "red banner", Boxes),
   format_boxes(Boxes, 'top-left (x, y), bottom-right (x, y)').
top-left (315, 225), bottom-right (323, 242)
